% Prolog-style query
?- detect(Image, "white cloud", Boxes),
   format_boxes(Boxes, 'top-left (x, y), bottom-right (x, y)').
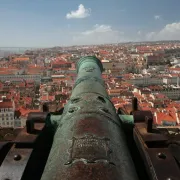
top-left (82, 24), bottom-right (113, 35)
top-left (73, 24), bottom-right (126, 45)
top-left (154, 15), bottom-right (161, 20)
top-left (146, 22), bottom-right (180, 41)
top-left (66, 4), bottom-right (91, 19)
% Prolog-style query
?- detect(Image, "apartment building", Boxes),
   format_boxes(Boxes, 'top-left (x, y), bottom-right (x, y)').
top-left (0, 101), bottom-right (15, 128)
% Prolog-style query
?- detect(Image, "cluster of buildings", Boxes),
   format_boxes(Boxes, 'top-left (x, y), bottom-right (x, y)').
top-left (0, 41), bottom-right (180, 130)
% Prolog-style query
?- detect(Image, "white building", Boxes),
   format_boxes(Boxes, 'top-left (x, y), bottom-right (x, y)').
top-left (0, 74), bottom-right (41, 84)
top-left (0, 101), bottom-right (15, 128)
top-left (14, 117), bottom-right (26, 128)
top-left (163, 77), bottom-right (180, 86)
top-left (128, 77), bottom-right (163, 86)
top-left (102, 61), bottom-right (126, 71)
top-left (160, 87), bottom-right (180, 100)
top-left (171, 58), bottom-right (180, 65)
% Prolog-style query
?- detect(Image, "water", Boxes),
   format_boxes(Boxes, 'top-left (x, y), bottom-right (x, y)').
top-left (0, 47), bottom-right (41, 57)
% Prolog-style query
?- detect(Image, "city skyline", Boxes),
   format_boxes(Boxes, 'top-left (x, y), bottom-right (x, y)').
top-left (1, 0), bottom-right (180, 47)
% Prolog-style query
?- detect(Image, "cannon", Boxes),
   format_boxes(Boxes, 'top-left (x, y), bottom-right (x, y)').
top-left (41, 56), bottom-right (138, 180)
top-left (0, 56), bottom-right (180, 180)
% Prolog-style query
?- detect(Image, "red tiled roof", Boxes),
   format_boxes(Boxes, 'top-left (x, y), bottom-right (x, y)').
top-left (99, 50), bottom-right (109, 55)
top-left (13, 57), bottom-right (29, 61)
top-left (0, 101), bottom-right (13, 108)
top-left (23, 97), bottom-right (32, 104)
top-left (19, 108), bottom-right (40, 117)
top-left (141, 107), bottom-right (152, 111)
top-left (40, 95), bottom-right (55, 102)
top-left (114, 104), bottom-right (123, 110)
top-left (169, 68), bottom-right (180, 71)
top-left (102, 75), bottom-right (109, 79)
top-left (52, 60), bottom-right (71, 65)
top-left (155, 112), bottom-right (177, 125)
top-left (154, 93), bottom-right (168, 99)
top-left (136, 46), bottom-right (151, 51)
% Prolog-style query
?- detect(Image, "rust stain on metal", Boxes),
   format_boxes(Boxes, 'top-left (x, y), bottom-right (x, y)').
top-left (147, 148), bottom-right (180, 180)
top-left (15, 123), bottom-right (44, 143)
top-left (134, 121), bottom-right (180, 180)
top-left (135, 123), bottom-right (168, 142)
top-left (66, 135), bottom-right (112, 165)
top-left (133, 110), bottom-right (153, 123)
top-left (63, 161), bottom-right (119, 180)
top-left (74, 117), bottom-right (107, 136)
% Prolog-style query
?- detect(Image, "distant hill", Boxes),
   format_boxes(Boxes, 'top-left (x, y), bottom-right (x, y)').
top-left (0, 49), bottom-right (27, 58)
top-left (0, 50), bottom-right (12, 58)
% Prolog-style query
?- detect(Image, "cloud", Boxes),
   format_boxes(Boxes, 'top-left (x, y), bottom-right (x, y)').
top-left (154, 15), bottom-right (161, 20)
top-left (66, 4), bottom-right (91, 19)
top-left (82, 24), bottom-right (113, 35)
top-left (146, 22), bottom-right (180, 41)
top-left (73, 24), bottom-right (126, 45)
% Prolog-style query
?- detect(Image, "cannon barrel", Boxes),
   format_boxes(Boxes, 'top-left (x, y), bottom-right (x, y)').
top-left (41, 56), bottom-right (138, 180)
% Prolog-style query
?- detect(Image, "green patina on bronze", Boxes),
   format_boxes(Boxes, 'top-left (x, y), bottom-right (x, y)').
top-left (41, 56), bottom-right (138, 180)
top-left (45, 113), bottom-right (61, 129)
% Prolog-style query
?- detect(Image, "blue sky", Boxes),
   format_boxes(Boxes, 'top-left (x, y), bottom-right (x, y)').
top-left (0, 0), bottom-right (180, 47)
